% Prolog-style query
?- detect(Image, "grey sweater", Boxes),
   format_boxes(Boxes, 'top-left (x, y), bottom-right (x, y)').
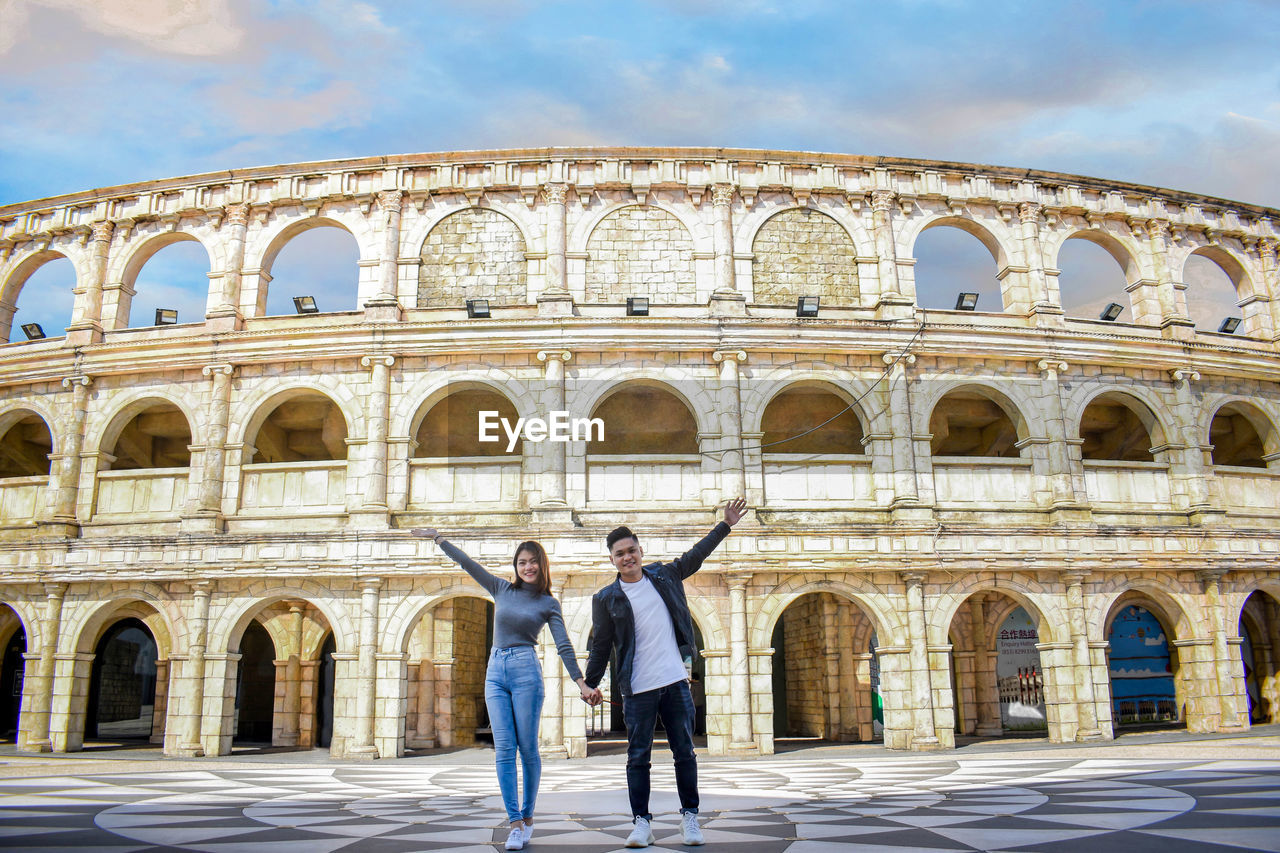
top-left (440, 540), bottom-right (584, 682)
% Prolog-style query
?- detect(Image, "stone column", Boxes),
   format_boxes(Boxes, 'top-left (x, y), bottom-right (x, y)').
top-left (539, 183), bottom-right (572, 315)
top-left (541, 577), bottom-right (568, 757)
top-left (821, 596), bottom-right (841, 740)
top-left (1062, 570), bottom-right (1106, 740)
top-left (66, 220), bottom-right (113, 345)
top-left (883, 352), bottom-right (926, 519)
top-left (19, 582), bottom-right (66, 752)
top-left (1146, 219), bottom-right (1191, 331)
top-left (365, 190), bottom-right (404, 320)
top-left (174, 582), bottom-right (212, 756)
top-left (208, 203), bottom-right (248, 329)
top-left (1264, 597), bottom-right (1280, 724)
top-left (1169, 369), bottom-right (1223, 524)
top-left (41, 376), bottom-right (92, 536)
top-left (870, 190), bottom-right (903, 301)
top-left (183, 364), bottom-right (234, 533)
top-left (280, 603), bottom-right (304, 746)
top-left (1037, 359), bottom-right (1086, 519)
top-left (710, 183), bottom-right (745, 314)
top-left (902, 571), bottom-right (940, 749)
top-left (836, 600), bottom-right (857, 741)
top-left (1019, 202), bottom-right (1055, 315)
top-left (727, 573), bottom-right (757, 752)
top-left (1199, 569), bottom-right (1244, 729)
top-left (970, 595), bottom-right (1002, 736)
top-left (415, 610), bottom-right (437, 747)
top-left (350, 578), bottom-right (382, 759)
top-left (713, 350), bottom-right (747, 501)
top-left (356, 355), bottom-right (395, 525)
top-left (1260, 239), bottom-right (1280, 342)
top-left (533, 350), bottom-right (573, 523)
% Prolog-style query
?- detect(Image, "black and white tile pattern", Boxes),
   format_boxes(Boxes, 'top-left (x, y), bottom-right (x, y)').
top-left (0, 754), bottom-right (1277, 851)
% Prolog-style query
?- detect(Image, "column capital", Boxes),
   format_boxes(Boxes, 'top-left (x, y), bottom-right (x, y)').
top-left (1146, 218), bottom-right (1171, 242)
top-left (871, 189), bottom-right (896, 212)
top-left (202, 363), bottom-right (235, 378)
top-left (189, 580), bottom-right (213, 595)
top-left (1170, 367), bottom-right (1201, 386)
top-left (537, 349), bottom-right (572, 363)
top-left (360, 577), bottom-right (383, 593)
top-left (1196, 568), bottom-right (1229, 587)
top-left (881, 351), bottom-right (916, 366)
top-left (712, 183), bottom-right (734, 207)
top-left (1018, 201), bottom-right (1043, 224)
top-left (61, 375), bottom-right (93, 390)
top-left (901, 570), bottom-right (928, 587)
top-left (725, 571), bottom-right (751, 591)
top-left (712, 350), bottom-right (747, 364)
top-left (223, 203), bottom-right (250, 228)
top-left (360, 354), bottom-right (396, 370)
top-left (543, 183), bottom-right (569, 205)
top-left (43, 582), bottom-right (68, 599)
top-left (1037, 359), bottom-right (1068, 377)
top-left (1259, 237), bottom-right (1277, 263)
top-left (1060, 570), bottom-right (1091, 588)
top-left (89, 220), bottom-right (115, 244)
top-left (377, 189), bottom-right (404, 213)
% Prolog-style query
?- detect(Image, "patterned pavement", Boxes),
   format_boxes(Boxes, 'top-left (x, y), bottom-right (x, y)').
top-left (1, 750), bottom-right (1279, 852)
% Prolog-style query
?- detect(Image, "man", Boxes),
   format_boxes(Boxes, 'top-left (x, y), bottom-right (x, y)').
top-left (585, 498), bottom-right (748, 848)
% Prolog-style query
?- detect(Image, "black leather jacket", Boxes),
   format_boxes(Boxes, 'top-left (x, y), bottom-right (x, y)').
top-left (584, 522), bottom-right (731, 698)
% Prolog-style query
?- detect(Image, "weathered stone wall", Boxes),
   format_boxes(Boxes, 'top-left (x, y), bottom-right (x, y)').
top-left (585, 206), bottom-right (695, 303)
top-left (752, 209), bottom-right (860, 306)
top-left (417, 209), bottom-right (526, 307)
top-left (782, 594), bottom-right (827, 737)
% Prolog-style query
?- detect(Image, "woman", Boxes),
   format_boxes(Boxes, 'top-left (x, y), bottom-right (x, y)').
top-left (412, 528), bottom-right (600, 851)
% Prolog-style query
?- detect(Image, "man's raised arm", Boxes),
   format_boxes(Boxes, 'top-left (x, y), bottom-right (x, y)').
top-left (674, 498), bottom-right (747, 579)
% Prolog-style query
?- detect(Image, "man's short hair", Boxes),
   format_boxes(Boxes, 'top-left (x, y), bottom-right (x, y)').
top-left (607, 526), bottom-right (639, 552)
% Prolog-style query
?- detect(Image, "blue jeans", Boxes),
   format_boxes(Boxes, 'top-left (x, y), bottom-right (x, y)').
top-left (623, 679), bottom-right (698, 820)
top-left (485, 645), bottom-right (545, 822)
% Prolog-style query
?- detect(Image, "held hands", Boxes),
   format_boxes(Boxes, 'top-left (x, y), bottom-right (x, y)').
top-left (576, 678), bottom-right (603, 706)
top-left (723, 497), bottom-right (748, 527)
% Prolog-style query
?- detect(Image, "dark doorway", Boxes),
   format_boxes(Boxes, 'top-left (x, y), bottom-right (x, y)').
top-left (0, 626), bottom-right (25, 741)
top-left (86, 618), bottom-right (158, 741)
top-left (234, 621), bottom-right (276, 744)
top-left (316, 633), bottom-right (336, 748)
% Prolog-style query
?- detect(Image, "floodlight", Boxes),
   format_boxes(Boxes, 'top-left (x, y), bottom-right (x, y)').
top-left (796, 296), bottom-right (820, 318)
top-left (466, 299), bottom-right (491, 319)
top-left (21, 323), bottom-right (45, 340)
top-left (293, 295), bottom-right (319, 314)
top-left (955, 292), bottom-right (979, 311)
top-left (1100, 303), bottom-right (1124, 322)
top-left (154, 308), bottom-right (179, 326)
top-left (1218, 317), bottom-right (1242, 334)
top-left (626, 297), bottom-right (650, 316)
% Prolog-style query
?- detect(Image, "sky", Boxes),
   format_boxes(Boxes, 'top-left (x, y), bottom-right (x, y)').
top-left (2, 0), bottom-right (1276, 337)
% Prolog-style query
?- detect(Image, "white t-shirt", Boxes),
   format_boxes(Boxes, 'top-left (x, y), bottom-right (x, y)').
top-left (621, 575), bottom-right (690, 694)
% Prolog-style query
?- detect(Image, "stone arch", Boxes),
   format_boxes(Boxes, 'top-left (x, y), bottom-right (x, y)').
top-left (750, 576), bottom-right (899, 650)
top-left (906, 215), bottom-right (1010, 268)
top-left (408, 380), bottom-right (530, 458)
top-left (246, 216), bottom-right (368, 319)
top-left (0, 248), bottom-right (83, 342)
top-left (1206, 399), bottom-right (1278, 468)
top-left (91, 393), bottom-right (198, 471)
top-left (230, 381), bottom-right (362, 464)
top-left (1049, 228), bottom-right (1143, 282)
top-left (1235, 585), bottom-right (1280, 724)
top-left (929, 577), bottom-right (1062, 646)
top-left (1073, 388), bottom-right (1169, 461)
top-left (742, 364), bottom-right (892, 438)
top-left (0, 406), bottom-right (56, 478)
top-left (1183, 244), bottom-right (1256, 301)
top-left (571, 199), bottom-right (707, 257)
top-left (758, 380), bottom-right (868, 454)
top-left (0, 598), bottom-right (38, 653)
top-left (584, 204), bottom-right (696, 304)
top-left (750, 207), bottom-right (860, 307)
top-left (924, 382), bottom-right (1031, 458)
top-left (577, 374), bottom-right (714, 446)
top-left (68, 594), bottom-right (178, 659)
top-left (1050, 229), bottom-right (1142, 319)
top-left (208, 585), bottom-right (352, 658)
top-left (113, 231), bottom-right (216, 329)
top-left (586, 380), bottom-right (702, 455)
top-left (416, 207), bottom-right (529, 308)
top-left (391, 365), bottom-right (540, 445)
top-left (1097, 583), bottom-right (1197, 646)
top-left (1101, 588), bottom-right (1188, 727)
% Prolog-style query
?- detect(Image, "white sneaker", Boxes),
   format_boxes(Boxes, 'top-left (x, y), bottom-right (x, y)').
top-left (681, 811), bottom-right (705, 846)
top-left (504, 826), bottom-right (526, 850)
top-left (625, 816), bottom-right (655, 848)
top-left (521, 823), bottom-right (535, 845)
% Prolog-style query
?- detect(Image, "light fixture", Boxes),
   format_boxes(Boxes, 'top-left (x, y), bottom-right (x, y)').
top-left (466, 299), bottom-right (490, 319)
top-left (1218, 317), bottom-right (1242, 334)
top-left (154, 308), bottom-right (178, 326)
top-left (796, 296), bottom-right (820, 318)
top-left (293, 295), bottom-right (319, 314)
top-left (955, 292), bottom-right (979, 311)
top-left (1099, 303), bottom-right (1124, 322)
top-left (626, 297), bottom-right (649, 316)
top-left (21, 323), bottom-right (45, 340)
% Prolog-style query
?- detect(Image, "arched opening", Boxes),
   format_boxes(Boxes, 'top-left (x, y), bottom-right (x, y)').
top-left (0, 412), bottom-right (53, 478)
top-left (409, 388), bottom-right (523, 509)
top-left (1239, 591), bottom-right (1279, 725)
top-left (929, 389), bottom-right (1021, 458)
top-left (1056, 235), bottom-right (1132, 320)
top-left (415, 388), bottom-right (522, 458)
top-left (912, 223), bottom-right (1002, 312)
top-left (752, 208), bottom-right (860, 306)
top-left (233, 620), bottom-right (277, 745)
top-left (0, 611), bottom-right (25, 742)
top-left (250, 393), bottom-right (348, 463)
top-left (585, 206), bottom-right (695, 304)
top-left (4, 254), bottom-right (76, 343)
top-left (1210, 404), bottom-right (1271, 468)
top-left (760, 385), bottom-right (868, 505)
top-left (406, 597), bottom-right (494, 748)
top-left (770, 592), bottom-right (878, 745)
top-left (949, 595), bottom-right (1047, 740)
top-left (1105, 602), bottom-right (1182, 730)
top-left (1183, 251), bottom-right (1244, 333)
top-left (316, 633), bottom-right (336, 748)
top-left (85, 618), bottom-right (159, 744)
top-left (1079, 394), bottom-right (1157, 461)
top-left (418, 209), bottom-right (527, 308)
top-left (104, 403), bottom-right (192, 471)
top-left (262, 225), bottom-right (360, 316)
top-left (125, 239), bottom-right (212, 329)
top-left (587, 385), bottom-right (700, 504)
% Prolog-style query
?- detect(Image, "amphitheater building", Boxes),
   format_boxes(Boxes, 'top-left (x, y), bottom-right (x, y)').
top-left (1, 147), bottom-right (1278, 759)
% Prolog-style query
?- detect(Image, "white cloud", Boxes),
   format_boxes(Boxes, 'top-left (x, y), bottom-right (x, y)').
top-left (0, 0), bottom-right (243, 56)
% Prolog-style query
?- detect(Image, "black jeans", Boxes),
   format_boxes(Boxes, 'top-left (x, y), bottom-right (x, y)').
top-left (623, 679), bottom-right (698, 820)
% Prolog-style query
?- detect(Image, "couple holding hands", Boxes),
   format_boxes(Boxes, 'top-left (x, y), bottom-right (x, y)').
top-left (412, 497), bottom-right (747, 850)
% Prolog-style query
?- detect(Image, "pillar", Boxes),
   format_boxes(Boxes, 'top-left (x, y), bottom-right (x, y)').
top-left (710, 183), bottom-right (744, 314)
top-left (414, 610), bottom-right (436, 747)
top-left (173, 582), bottom-right (211, 756)
top-left (1019, 202), bottom-right (1057, 316)
top-left (539, 183), bottom-right (572, 315)
top-left (1146, 219), bottom-right (1192, 331)
top-left (822, 596), bottom-right (840, 740)
top-left (1062, 570), bottom-right (1107, 740)
top-left (902, 571), bottom-right (941, 749)
top-left (280, 603), bottom-right (304, 746)
top-left (727, 573), bottom-right (757, 753)
top-left (355, 355), bottom-right (395, 527)
top-left (1169, 369), bottom-right (1224, 524)
top-left (970, 595), bottom-right (1002, 736)
top-left (534, 350), bottom-right (573, 523)
top-left (362, 189), bottom-right (403, 320)
top-left (40, 376), bottom-right (91, 536)
top-left (349, 578), bottom-right (381, 759)
top-left (19, 582), bottom-right (66, 752)
top-left (883, 352), bottom-right (926, 519)
top-left (207, 202), bottom-right (248, 330)
top-left (1200, 569), bottom-right (1245, 729)
top-left (871, 190), bottom-right (907, 306)
top-left (1260, 239), bottom-right (1280, 342)
top-left (713, 350), bottom-right (747, 502)
top-left (540, 577), bottom-right (568, 758)
top-left (836, 601), bottom-right (857, 741)
top-left (66, 220), bottom-right (113, 345)
top-left (182, 364), bottom-right (234, 533)
top-left (1037, 359), bottom-right (1086, 519)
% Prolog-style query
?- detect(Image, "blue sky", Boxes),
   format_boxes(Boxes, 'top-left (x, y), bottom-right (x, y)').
top-left (2, 0), bottom-right (1275, 336)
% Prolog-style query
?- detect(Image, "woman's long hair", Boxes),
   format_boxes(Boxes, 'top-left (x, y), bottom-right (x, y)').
top-left (512, 540), bottom-right (551, 596)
